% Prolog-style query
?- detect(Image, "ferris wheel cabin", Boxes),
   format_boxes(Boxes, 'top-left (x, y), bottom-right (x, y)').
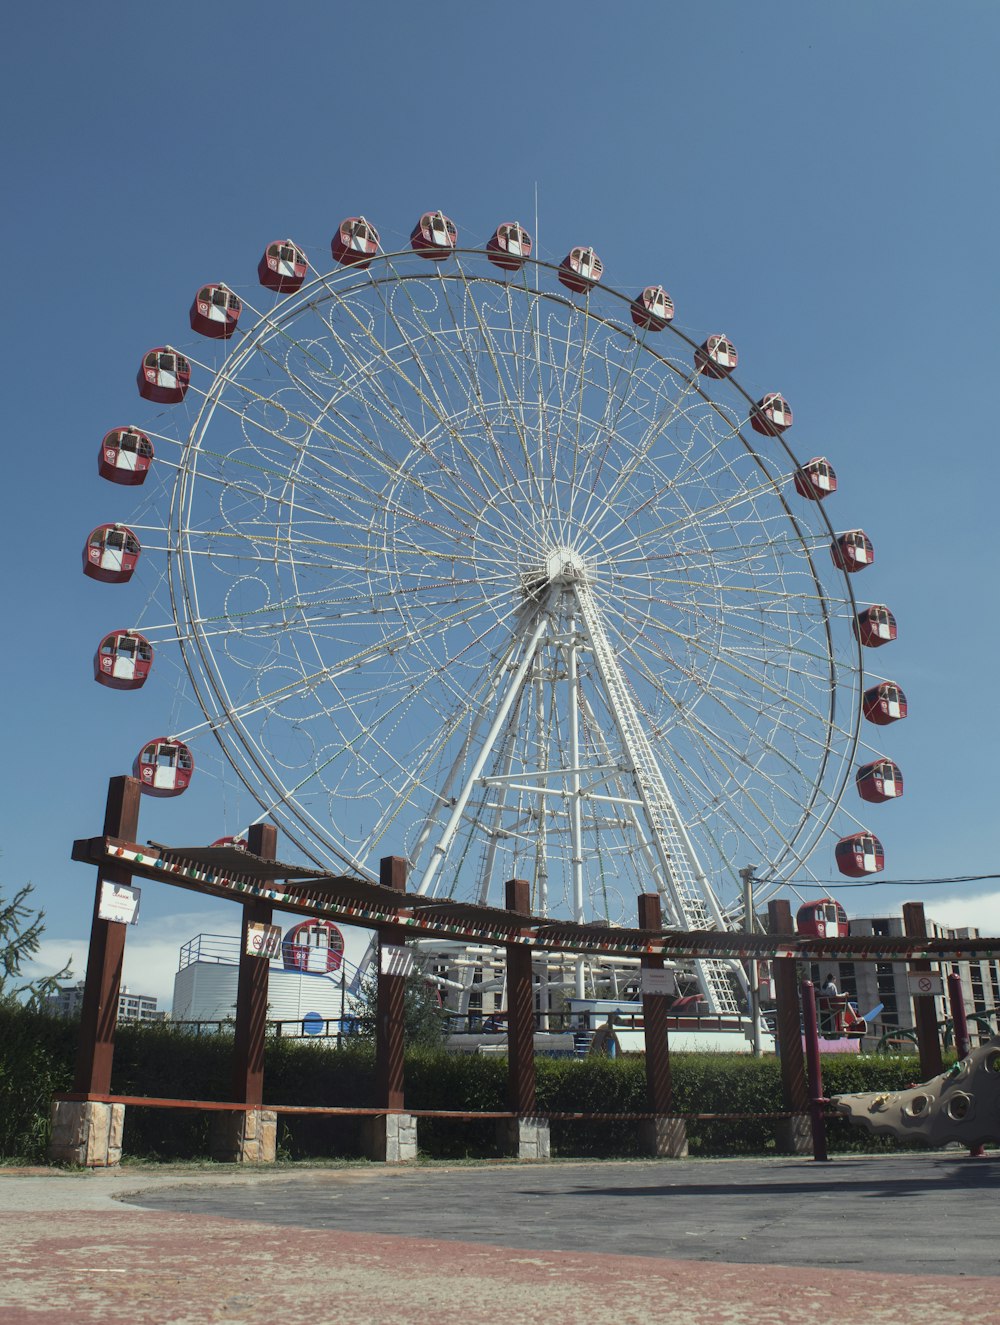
top-left (137, 347), bottom-right (190, 404)
top-left (796, 898), bottom-right (849, 939)
top-left (864, 681), bottom-right (908, 725)
top-left (133, 737), bottom-right (194, 797)
top-left (836, 832), bottom-right (885, 878)
top-left (695, 334), bottom-right (738, 379)
top-left (558, 247), bottom-right (603, 293)
top-left (856, 758), bottom-right (903, 804)
top-left (98, 427), bottom-right (154, 486)
top-left (794, 457), bottom-right (837, 501)
top-left (631, 285), bottom-right (675, 331)
top-left (331, 217), bottom-right (380, 268)
top-left (210, 836), bottom-right (247, 849)
top-left (411, 211), bottom-right (458, 260)
top-left (282, 919), bottom-right (345, 974)
top-left (258, 240), bottom-right (308, 293)
top-left (189, 284), bottom-right (242, 340)
top-left (83, 524), bottom-right (141, 583)
top-left (854, 605), bottom-right (897, 648)
top-left (832, 529), bottom-right (875, 573)
top-left (486, 221), bottom-right (532, 271)
top-left (750, 393), bottom-right (793, 436)
top-left (94, 630), bottom-right (153, 690)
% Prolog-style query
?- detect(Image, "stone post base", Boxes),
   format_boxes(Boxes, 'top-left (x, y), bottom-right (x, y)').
top-left (362, 1112), bottom-right (417, 1162)
top-left (640, 1115), bottom-right (688, 1158)
top-left (209, 1109), bottom-right (277, 1164)
top-left (775, 1113), bottom-right (813, 1155)
top-left (497, 1116), bottom-right (551, 1160)
top-left (49, 1100), bottom-right (125, 1167)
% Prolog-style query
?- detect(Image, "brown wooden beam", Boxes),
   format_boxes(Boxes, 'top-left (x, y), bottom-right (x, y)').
top-left (767, 899), bottom-right (808, 1115)
top-left (73, 777), bottom-right (142, 1095)
top-left (903, 901), bottom-right (943, 1079)
top-left (638, 893), bottom-right (674, 1113)
top-left (231, 823), bottom-right (277, 1108)
top-left (375, 856), bottom-right (408, 1111)
top-left (505, 879), bottom-right (535, 1115)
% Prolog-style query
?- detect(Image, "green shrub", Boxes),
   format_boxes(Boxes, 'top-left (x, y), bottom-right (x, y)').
top-left (0, 1002), bottom-right (962, 1163)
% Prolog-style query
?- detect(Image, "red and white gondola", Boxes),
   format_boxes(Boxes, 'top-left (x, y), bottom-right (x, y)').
top-left (796, 897), bottom-right (849, 939)
top-left (854, 605), bottom-right (897, 648)
top-left (750, 393), bottom-right (793, 436)
top-left (856, 758), bottom-right (903, 804)
top-left (133, 737), bottom-right (194, 797)
top-left (863, 682), bottom-right (908, 726)
top-left (793, 457), bottom-right (837, 501)
top-left (832, 529), bottom-right (875, 573)
top-left (98, 427), bottom-right (154, 486)
top-left (331, 217), bottom-right (380, 268)
top-left (137, 347), bottom-right (190, 404)
top-left (94, 629), bottom-right (153, 690)
top-left (694, 334), bottom-right (738, 379)
top-left (83, 524), bottom-right (141, 583)
top-left (410, 211), bottom-right (457, 260)
top-left (835, 831), bottom-right (885, 877)
top-left (189, 283), bottom-right (242, 339)
top-left (258, 239), bottom-right (308, 293)
top-left (630, 285), bottom-right (674, 330)
top-left (486, 221), bottom-right (532, 271)
top-left (282, 919), bottom-right (345, 974)
top-left (558, 246), bottom-right (603, 293)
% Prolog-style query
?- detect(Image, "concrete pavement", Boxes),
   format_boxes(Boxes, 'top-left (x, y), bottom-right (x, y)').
top-left (2, 1155), bottom-right (998, 1324)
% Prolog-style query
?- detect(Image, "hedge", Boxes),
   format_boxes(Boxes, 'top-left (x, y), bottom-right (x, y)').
top-left (0, 1003), bottom-right (941, 1163)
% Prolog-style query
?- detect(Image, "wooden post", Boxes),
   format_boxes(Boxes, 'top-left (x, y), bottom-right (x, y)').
top-left (375, 856), bottom-right (408, 1111)
top-left (231, 823), bottom-right (277, 1108)
top-left (73, 776), bottom-right (141, 1095)
top-left (638, 893), bottom-right (673, 1113)
top-left (637, 893), bottom-right (686, 1155)
top-left (767, 900), bottom-right (809, 1135)
top-left (505, 879), bottom-right (535, 1115)
top-left (948, 970), bottom-right (971, 1060)
top-left (801, 979), bottom-right (829, 1162)
top-left (903, 901), bottom-right (943, 1080)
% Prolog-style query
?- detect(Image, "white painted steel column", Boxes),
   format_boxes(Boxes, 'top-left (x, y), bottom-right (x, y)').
top-left (418, 604), bottom-right (552, 898)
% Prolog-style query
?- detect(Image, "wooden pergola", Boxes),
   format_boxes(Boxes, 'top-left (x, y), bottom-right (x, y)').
top-left (52, 776), bottom-right (1000, 1166)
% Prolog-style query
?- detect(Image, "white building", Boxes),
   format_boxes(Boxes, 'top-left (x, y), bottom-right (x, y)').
top-left (171, 921), bottom-right (373, 1038)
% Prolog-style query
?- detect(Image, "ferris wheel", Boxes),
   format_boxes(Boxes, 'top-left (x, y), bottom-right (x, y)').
top-left (86, 211), bottom-right (908, 1015)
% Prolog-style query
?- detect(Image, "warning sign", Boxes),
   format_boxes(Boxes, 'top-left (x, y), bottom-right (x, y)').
top-left (907, 972), bottom-right (944, 997)
top-left (98, 882), bottom-right (141, 925)
top-left (246, 921), bottom-right (283, 959)
top-left (640, 968), bottom-right (677, 996)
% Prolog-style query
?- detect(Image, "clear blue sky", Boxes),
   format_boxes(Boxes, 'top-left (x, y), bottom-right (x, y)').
top-left (3, 2), bottom-right (998, 1002)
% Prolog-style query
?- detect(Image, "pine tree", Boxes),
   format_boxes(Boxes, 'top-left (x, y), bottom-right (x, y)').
top-left (0, 882), bottom-right (71, 1008)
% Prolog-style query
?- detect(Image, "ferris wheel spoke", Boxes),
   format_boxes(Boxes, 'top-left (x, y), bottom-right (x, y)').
top-left (446, 265), bottom-right (550, 522)
top-left (311, 270), bottom-right (536, 539)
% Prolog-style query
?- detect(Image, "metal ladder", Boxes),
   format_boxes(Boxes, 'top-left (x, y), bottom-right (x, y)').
top-left (575, 583), bottom-right (742, 1017)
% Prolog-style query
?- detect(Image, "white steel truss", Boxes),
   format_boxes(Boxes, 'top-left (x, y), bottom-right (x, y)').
top-left (415, 553), bottom-right (744, 1016)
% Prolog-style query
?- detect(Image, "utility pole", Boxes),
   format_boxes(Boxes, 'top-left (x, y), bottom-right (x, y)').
top-left (740, 866), bottom-right (762, 1057)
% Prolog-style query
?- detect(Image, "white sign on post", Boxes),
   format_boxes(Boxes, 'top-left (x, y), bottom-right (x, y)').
top-left (907, 972), bottom-right (944, 997)
top-left (246, 921), bottom-right (283, 959)
top-left (380, 944), bottom-right (414, 977)
top-left (640, 968), bottom-right (677, 996)
top-left (98, 881), bottom-right (141, 925)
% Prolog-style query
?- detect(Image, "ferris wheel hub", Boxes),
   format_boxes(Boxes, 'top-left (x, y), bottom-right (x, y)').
top-left (520, 546), bottom-right (594, 600)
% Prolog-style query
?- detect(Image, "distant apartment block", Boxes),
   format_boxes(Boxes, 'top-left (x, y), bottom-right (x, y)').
top-left (48, 982), bottom-right (164, 1024)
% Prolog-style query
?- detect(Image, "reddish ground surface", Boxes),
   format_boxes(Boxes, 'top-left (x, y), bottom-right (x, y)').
top-left (3, 1166), bottom-right (997, 1325)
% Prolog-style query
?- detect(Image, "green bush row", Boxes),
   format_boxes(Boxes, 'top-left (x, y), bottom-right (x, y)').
top-left (0, 1003), bottom-right (933, 1163)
